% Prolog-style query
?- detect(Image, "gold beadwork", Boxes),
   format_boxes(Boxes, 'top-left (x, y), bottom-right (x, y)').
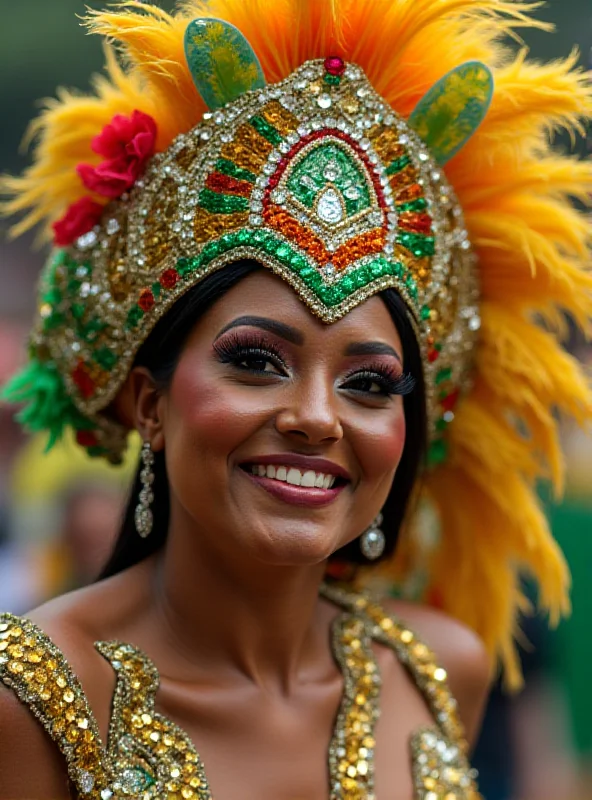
top-left (0, 588), bottom-right (481, 799)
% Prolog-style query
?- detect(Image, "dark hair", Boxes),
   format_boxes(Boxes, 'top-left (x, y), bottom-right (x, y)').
top-left (99, 261), bottom-right (427, 579)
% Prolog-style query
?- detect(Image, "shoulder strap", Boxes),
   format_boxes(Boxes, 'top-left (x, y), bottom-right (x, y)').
top-left (0, 612), bottom-right (115, 799)
top-left (319, 583), bottom-right (469, 752)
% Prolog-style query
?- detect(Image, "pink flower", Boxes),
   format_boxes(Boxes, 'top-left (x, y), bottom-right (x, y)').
top-left (77, 110), bottom-right (157, 198)
top-left (52, 197), bottom-right (104, 246)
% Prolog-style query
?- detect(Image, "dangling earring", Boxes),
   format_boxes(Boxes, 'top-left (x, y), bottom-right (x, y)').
top-left (360, 513), bottom-right (385, 560)
top-left (135, 441), bottom-right (155, 538)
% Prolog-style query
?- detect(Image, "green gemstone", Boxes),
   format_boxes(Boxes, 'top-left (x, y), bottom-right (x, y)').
top-left (396, 198), bottom-right (428, 213)
top-left (428, 438), bottom-right (449, 468)
top-left (215, 158), bottom-right (257, 184)
top-left (385, 155), bottom-right (411, 176)
top-left (421, 305), bottom-right (431, 320)
top-left (126, 306), bottom-right (144, 329)
top-left (43, 312), bottom-right (65, 331)
top-left (67, 279), bottom-right (81, 295)
top-left (71, 303), bottom-right (85, 321)
top-left (151, 282), bottom-right (162, 298)
top-left (436, 367), bottom-right (452, 385)
top-left (198, 188), bottom-right (249, 214)
top-left (93, 347), bottom-right (118, 371)
top-left (397, 231), bottom-right (435, 258)
top-left (249, 115), bottom-right (283, 146)
top-left (323, 74), bottom-right (341, 86)
top-left (436, 418), bottom-right (449, 433)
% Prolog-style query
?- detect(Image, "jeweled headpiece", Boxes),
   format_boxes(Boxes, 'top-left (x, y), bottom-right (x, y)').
top-left (3, 0), bottom-right (592, 685)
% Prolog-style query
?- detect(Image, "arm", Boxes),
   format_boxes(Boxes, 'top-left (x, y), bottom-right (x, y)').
top-left (0, 686), bottom-right (73, 799)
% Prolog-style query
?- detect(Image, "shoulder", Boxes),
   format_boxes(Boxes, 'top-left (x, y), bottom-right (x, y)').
top-left (382, 598), bottom-right (492, 745)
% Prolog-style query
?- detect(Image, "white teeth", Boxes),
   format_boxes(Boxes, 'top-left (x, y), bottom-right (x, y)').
top-left (301, 470), bottom-right (316, 487)
top-left (248, 464), bottom-right (340, 489)
top-left (286, 468), bottom-right (302, 486)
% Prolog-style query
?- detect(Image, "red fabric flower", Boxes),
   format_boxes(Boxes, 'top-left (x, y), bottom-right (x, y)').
top-left (77, 110), bottom-right (157, 198)
top-left (52, 197), bottom-right (104, 246)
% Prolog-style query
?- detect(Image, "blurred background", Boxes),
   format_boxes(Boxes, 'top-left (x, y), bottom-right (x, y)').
top-left (0, 2), bottom-right (591, 798)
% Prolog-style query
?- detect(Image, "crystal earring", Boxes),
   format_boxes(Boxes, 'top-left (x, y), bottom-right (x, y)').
top-left (360, 513), bottom-right (385, 560)
top-left (135, 441), bottom-right (155, 538)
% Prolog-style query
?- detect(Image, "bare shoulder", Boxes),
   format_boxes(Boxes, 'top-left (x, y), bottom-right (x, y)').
top-left (383, 598), bottom-right (492, 745)
top-left (0, 683), bottom-right (72, 798)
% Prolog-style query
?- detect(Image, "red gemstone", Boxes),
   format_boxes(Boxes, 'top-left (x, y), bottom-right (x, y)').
top-left (138, 288), bottom-right (155, 312)
top-left (160, 269), bottom-right (179, 290)
top-left (324, 56), bottom-right (346, 76)
top-left (441, 388), bottom-right (460, 413)
top-left (76, 430), bottom-right (99, 448)
top-left (428, 348), bottom-right (440, 363)
top-left (72, 361), bottom-right (96, 399)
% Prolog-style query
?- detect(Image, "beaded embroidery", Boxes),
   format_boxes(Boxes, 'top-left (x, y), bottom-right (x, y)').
top-left (0, 589), bottom-right (480, 799)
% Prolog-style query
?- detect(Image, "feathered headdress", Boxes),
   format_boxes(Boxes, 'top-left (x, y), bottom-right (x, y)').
top-left (2, 0), bottom-right (592, 687)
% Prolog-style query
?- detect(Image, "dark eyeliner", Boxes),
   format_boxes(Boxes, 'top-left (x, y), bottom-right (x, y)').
top-left (342, 363), bottom-right (415, 397)
top-left (213, 331), bottom-right (289, 374)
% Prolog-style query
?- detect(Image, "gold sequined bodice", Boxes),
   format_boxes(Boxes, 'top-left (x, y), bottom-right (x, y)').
top-left (0, 585), bottom-right (480, 799)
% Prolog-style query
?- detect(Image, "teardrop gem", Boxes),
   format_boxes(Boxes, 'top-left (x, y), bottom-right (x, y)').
top-left (316, 187), bottom-right (344, 224)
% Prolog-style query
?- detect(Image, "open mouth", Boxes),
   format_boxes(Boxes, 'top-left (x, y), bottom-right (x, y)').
top-left (240, 463), bottom-right (347, 490)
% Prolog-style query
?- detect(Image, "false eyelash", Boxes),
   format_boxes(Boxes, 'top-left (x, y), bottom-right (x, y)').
top-left (343, 362), bottom-right (416, 397)
top-left (213, 331), bottom-right (289, 372)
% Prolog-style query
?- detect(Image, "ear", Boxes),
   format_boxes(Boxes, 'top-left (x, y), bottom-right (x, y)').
top-left (184, 17), bottom-right (266, 110)
top-left (408, 61), bottom-right (494, 165)
top-left (113, 367), bottom-right (166, 452)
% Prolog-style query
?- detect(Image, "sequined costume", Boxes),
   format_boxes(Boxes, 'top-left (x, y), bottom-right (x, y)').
top-left (0, 585), bottom-right (479, 799)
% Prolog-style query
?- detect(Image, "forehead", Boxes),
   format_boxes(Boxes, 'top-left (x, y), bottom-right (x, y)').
top-left (190, 269), bottom-right (404, 352)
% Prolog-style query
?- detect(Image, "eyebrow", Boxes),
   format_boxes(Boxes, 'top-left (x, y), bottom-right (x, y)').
top-left (345, 341), bottom-right (402, 365)
top-left (215, 315), bottom-right (304, 345)
top-left (216, 316), bottom-right (402, 364)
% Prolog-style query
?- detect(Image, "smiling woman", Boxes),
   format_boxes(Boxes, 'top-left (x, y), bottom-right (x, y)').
top-left (0, 0), bottom-right (591, 798)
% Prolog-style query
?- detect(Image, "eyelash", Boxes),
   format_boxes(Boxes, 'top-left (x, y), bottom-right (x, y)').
top-left (342, 362), bottom-right (416, 397)
top-left (213, 334), bottom-right (415, 397)
top-left (213, 332), bottom-right (289, 375)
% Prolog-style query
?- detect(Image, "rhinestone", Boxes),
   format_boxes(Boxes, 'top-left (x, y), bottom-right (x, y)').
top-left (468, 315), bottom-right (481, 331)
top-left (317, 94), bottom-right (332, 109)
top-left (419, 152), bottom-right (429, 162)
top-left (360, 528), bottom-right (385, 560)
top-left (200, 130), bottom-right (211, 141)
top-left (101, 791), bottom-right (114, 800)
top-left (213, 112), bottom-right (224, 124)
top-left (71, 342), bottom-right (81, 352)
top-left (76, 231), bottom-right (97, 250)
top-left (106, 218), bottom-right (120, 235)
top-left (344, 185), bottom-right (360, 200)
top-left (79, 771), bottom-right (95, 794)
top-left (250, 214), bottom-right (263, 226)
top-left (286, 132), bottom-right (300, 145)
top-left (398, 134), bottom-right (409, 145)
top-left (316, 188), bottom-right (344, 223)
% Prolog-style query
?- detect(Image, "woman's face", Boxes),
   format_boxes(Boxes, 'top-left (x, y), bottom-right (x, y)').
top-left (152, 270), bottom-right (410, 566)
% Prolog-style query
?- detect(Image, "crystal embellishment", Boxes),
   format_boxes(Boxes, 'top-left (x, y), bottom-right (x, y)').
top-left (79, 770), bottom-right (95, 794)
top-left (316, 187), bottom-right (345, 224)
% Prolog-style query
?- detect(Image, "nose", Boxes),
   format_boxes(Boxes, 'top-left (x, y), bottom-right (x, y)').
top-left (275, 373), bottom-right (343, 445)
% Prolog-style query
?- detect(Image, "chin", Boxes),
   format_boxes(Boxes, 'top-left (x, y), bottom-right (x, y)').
top-left (247, 524), bottom-right (345, 568)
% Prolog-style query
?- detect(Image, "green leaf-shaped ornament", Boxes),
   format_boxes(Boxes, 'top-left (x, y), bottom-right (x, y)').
top-left (184, 18), bottom-right (266, 111)
top-left (408, 61), bottom-right (494, 165)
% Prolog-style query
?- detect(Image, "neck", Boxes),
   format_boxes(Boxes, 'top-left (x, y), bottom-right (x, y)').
top-left (151, 508), bottom-right (335, 693)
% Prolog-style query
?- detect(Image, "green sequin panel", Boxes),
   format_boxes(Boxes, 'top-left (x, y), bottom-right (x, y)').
top-left (215, 158), bottom-right (257, 184)
top-left (173, 231), bottom-right (414, 310)
top-left (249, 115), bottom-right (283, 146)
top-left (286, 142), bottom-right (371, 217)
top-left (198, 188), bottom-right (250, 214)
top-left (385, 155), bottom-right (411, 175)
top-left (397, 231), bottom-right (435, 258)
top-left (396, 198), bottom-right (428, 214)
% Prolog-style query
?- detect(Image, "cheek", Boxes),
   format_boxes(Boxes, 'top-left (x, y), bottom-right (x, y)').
top-left (164, 356), bottom-right (267, 460)
top-left (354, 404), bottom-right (407, 481)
